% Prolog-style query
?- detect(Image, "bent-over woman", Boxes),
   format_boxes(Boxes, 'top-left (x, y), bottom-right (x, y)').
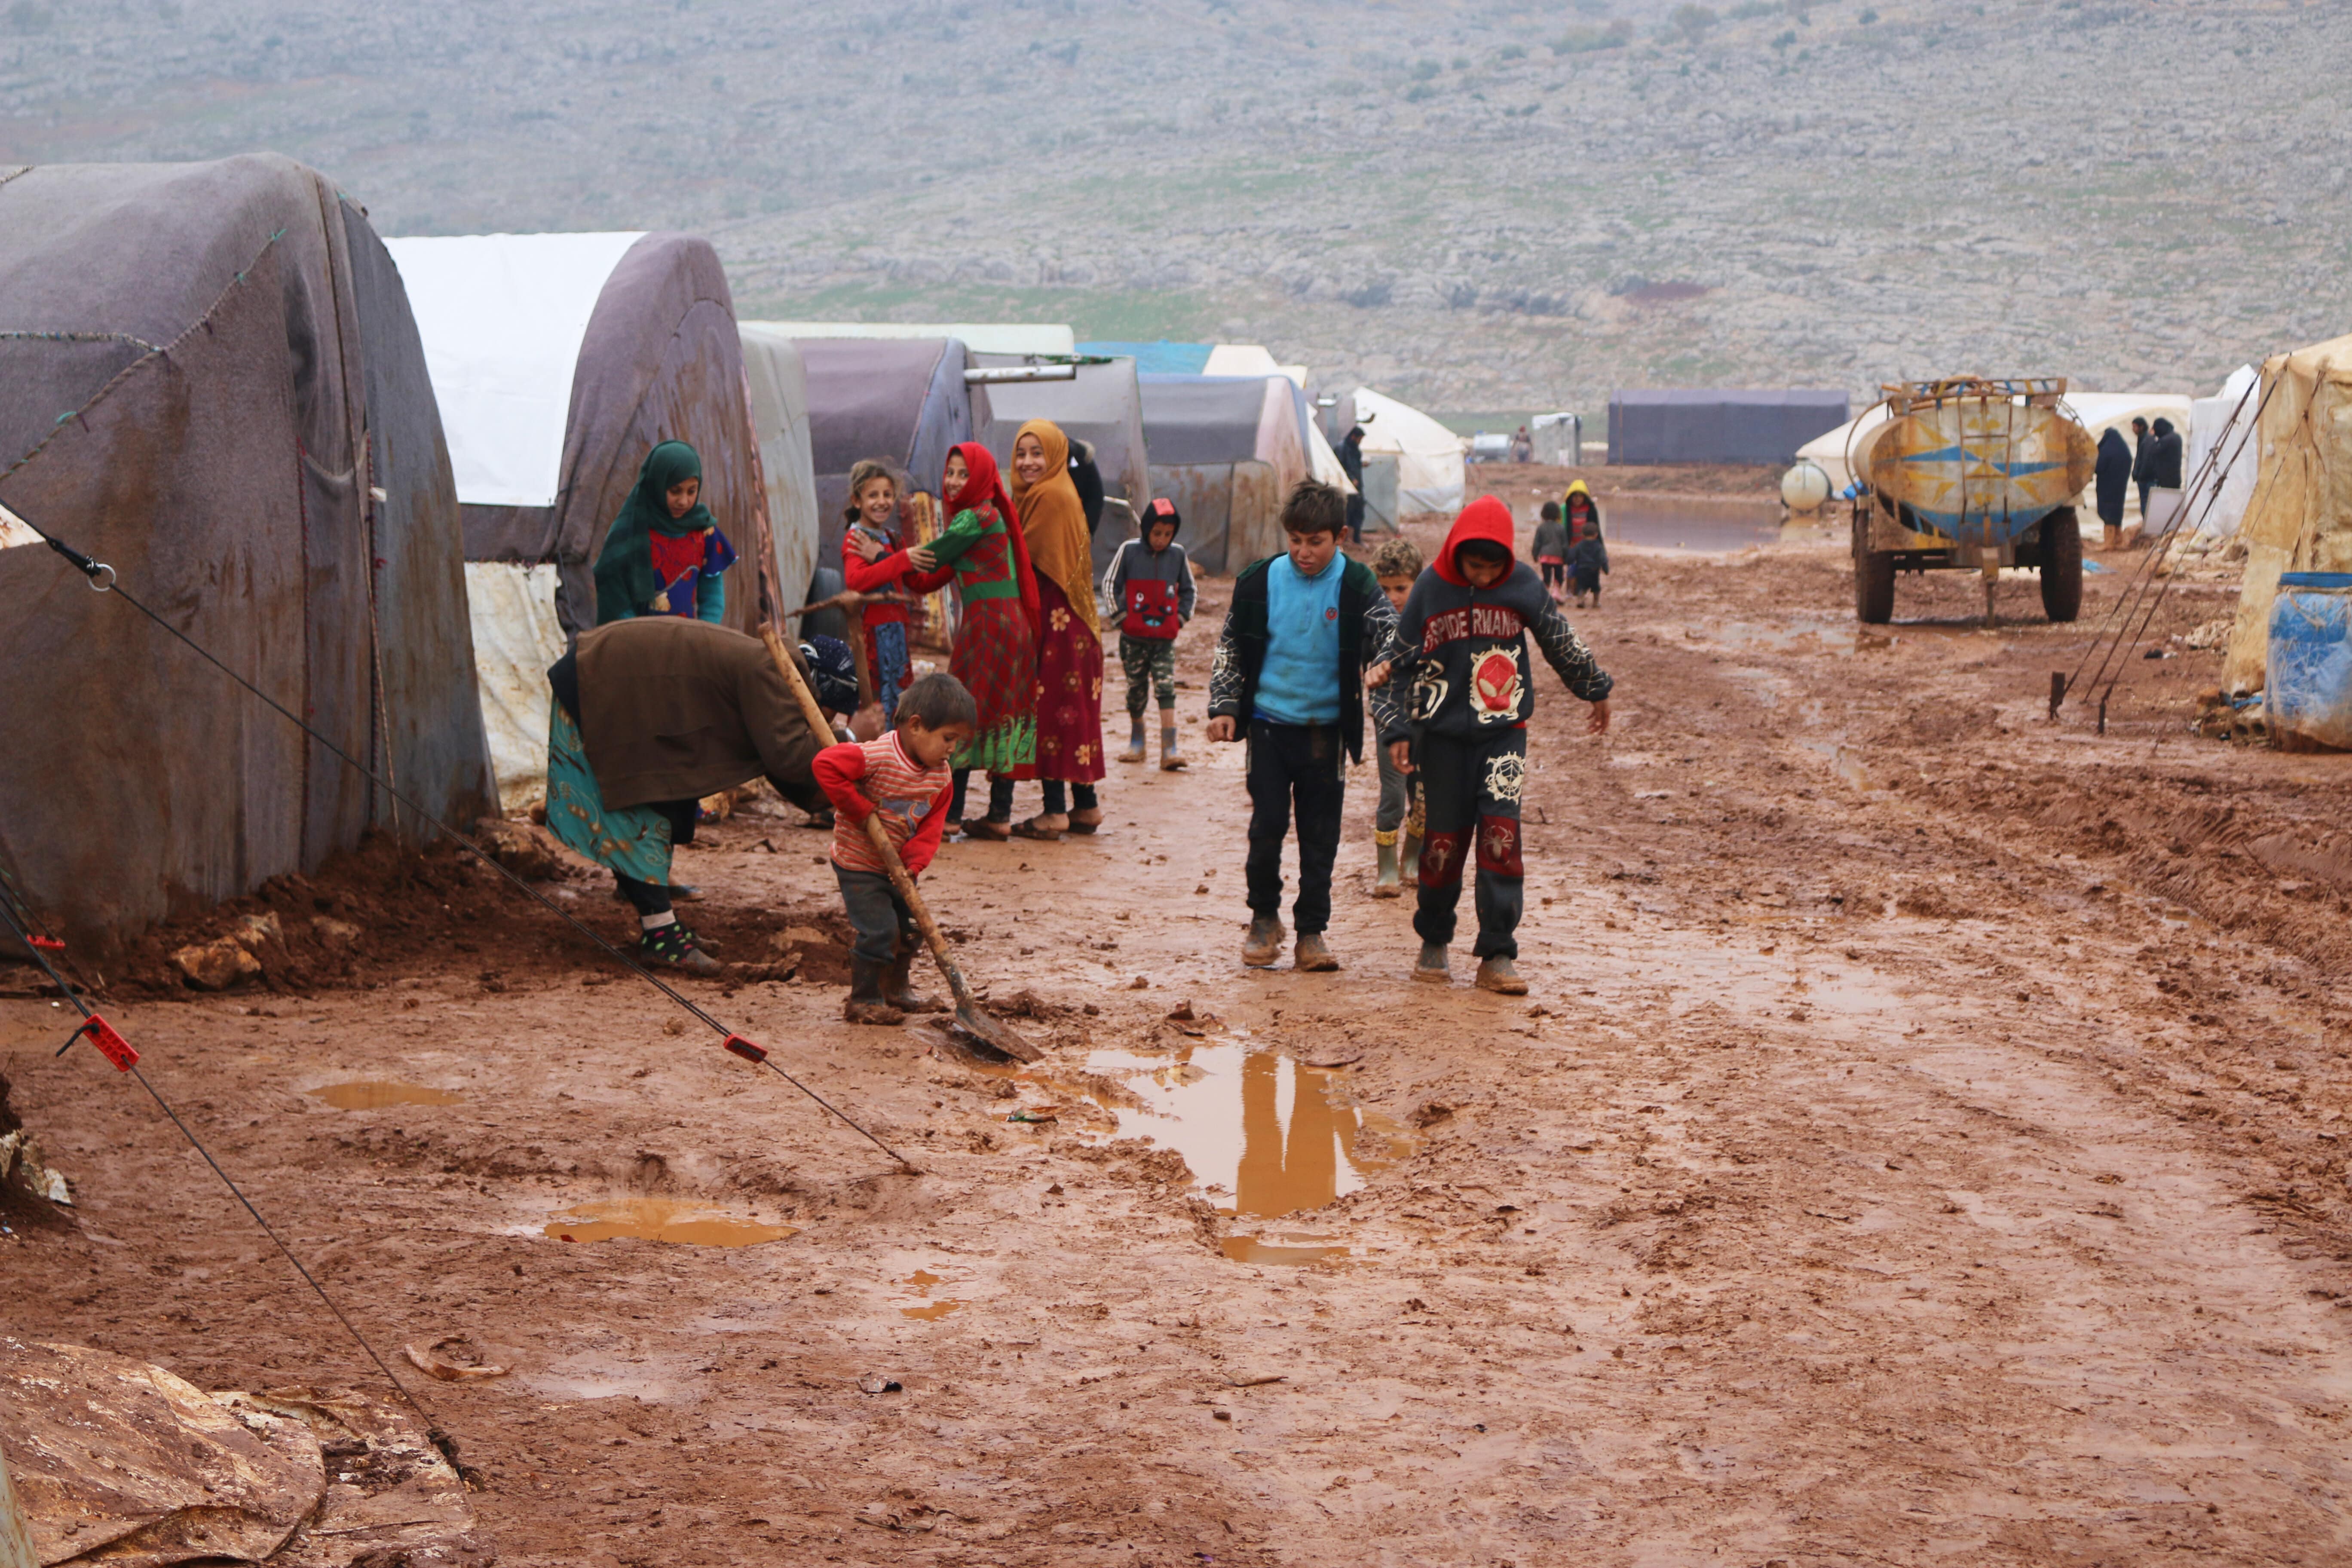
top-left (545, 618), bottom-right (827, 974)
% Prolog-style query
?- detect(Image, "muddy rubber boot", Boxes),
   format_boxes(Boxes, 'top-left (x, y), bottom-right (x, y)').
top-left (639, 923), bottom-right (722, 977)
top-left (1412, 941), bottom-right (1450, 984)
top-left (1159, 724), bottom-right (1187, 772)
top-left (1293, 933), bottom-right (1340, 972)
top-left (1372, 836), bottom-right (1402, 898)
top-left (1242, 915), bottom-right (1286, 968)
top-left (882, 944), bottom-right (945, 1014)
top-left (1400, 831), bottom-right (1422, 891)
top-left (1474, 956), bottom-right (1528, 995)
top-left (1118, 716), bottom-right (1148, 764)
top-left (842, 958), bottom-right (907, 1026)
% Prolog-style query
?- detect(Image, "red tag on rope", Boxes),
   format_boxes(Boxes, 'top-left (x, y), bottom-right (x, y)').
top-left (721, 1033), bottom-right (767, 1064)
top-left (76, 1015), bottom-right (138, 1072)
top-left (29, 936), bottom-right (63, 953)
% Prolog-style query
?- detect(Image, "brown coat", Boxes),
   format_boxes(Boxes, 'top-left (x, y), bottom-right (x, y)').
top-left (575, 619), bottom-right (821, 810)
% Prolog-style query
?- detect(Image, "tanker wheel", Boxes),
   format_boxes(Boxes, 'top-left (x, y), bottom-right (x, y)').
top-left (1853, 514), bottom-right (1896, 625)
top-left (2039, 506), bottom-right (2083, 622)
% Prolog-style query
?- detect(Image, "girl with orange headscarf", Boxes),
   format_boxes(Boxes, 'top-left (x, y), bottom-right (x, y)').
top-left (1008, 419), bottom-right (1106, 838)
top-left (918, 441), bottom-right (1039, 838)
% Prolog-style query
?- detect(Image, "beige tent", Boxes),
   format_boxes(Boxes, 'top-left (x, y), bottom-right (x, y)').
top-left (2223, 335), bottom-right (2352, 694)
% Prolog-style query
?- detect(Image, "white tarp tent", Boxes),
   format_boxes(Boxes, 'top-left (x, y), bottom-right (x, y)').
top-left (747, 320), bottom-right (1074, 357)
top-left (2188, 365), bottom-right (2261, 543)
top-left (383, 232), bottom-right (645, 507)
top-left (1204, 343), bottom-right (1310, 387)
top-left (1353, 386), bottom-right (1465, 514)
top-left (1798, 391), bottom-right (2193, 524)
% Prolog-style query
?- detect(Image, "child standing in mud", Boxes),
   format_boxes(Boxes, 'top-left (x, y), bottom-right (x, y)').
top-left (1377, 496), bottom-right (1612, 995)
top-left (813, 671), bottom-right (976, 1025)
top-left (1369, 536), bottom-right (1425, 899)
top-left (1207, 480), bottom-right (1403, 973)
top-left (1103, 496), bottom-right (1197, 771)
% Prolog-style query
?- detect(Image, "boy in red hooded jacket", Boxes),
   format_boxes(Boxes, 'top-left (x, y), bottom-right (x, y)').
top-left (1376, 496), bottom-right (1613, 993)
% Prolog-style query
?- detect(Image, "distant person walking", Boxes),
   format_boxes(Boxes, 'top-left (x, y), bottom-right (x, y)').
top-left (1010, 419), bottom-right (1107, 839)
top-left (2094, 427), bottom-right (2132, 550)
top-left (1339, 423), bottom-right (1367, 543)
top-left (592, 440), bottom-right (738, 625)
top-left (1510, 425), bottom-right (1533, 464)
top-left (2130, 416), bottom-right (2154, 521)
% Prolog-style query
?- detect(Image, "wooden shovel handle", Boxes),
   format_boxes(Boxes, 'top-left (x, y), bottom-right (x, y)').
top-left (757, 627), bottom-right (963, 985)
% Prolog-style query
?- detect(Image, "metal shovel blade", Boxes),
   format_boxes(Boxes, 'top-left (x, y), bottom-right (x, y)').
top-left (945, 992), bottom-right (1040, 1064)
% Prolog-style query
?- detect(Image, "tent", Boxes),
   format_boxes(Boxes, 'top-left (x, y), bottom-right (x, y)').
top-left (1798, 392), bottom-right (2196, 520)
top-left (1608, 389), bottom-right (1849, 466)
top-left (1351, 387), bottom-right (1466, 516)
top-left (387, 230), bottom-right (774, 810)
top-left (750, 320), bottom-right (1073, 357)
top-left (1139, 374), bottom-right (1316, 574)
top-left (2222, 337), bottom-right (2352, 695)
top-left (0, 155), bottom-right (493, 949)
top-left (2187, 365), bottom-right (2261, 544)
top-left (968, 353), bottom-right (1152, 576)
top-left (794, 336), bottom-right (972, 569)
top-left (737, 327), bottom-right (823, 622)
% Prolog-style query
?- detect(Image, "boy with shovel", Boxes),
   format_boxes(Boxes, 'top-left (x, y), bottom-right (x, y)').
top-left (812, 671), bottom-right (977, 1024)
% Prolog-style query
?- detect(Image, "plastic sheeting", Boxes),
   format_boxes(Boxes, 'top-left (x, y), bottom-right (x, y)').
top-left (2224, 335), bottom-right (2352, 694)
top-left (380, 231), bottom-right (645, 508)
top-left (0, 155), bottom-right (493, 949)
top-left (797, 336), bottom-right (972, 572)
top-left (1078, 340), bottom-right (1214, 374)
top-left (1351, 387), bottom-right (1466, 515)
top-left (738, 327), bottom-right (822, 621)
top-left (464, 563), bottom-right (567, 810)
top-left (2188, 365), bottom-right (2262, 542)
top-left (750, 320), bottom-right (1074, 356)
top-left (1608, 389), bottom-right (1849, 466)
top-left (969, 352), bottom-right (1152, 576)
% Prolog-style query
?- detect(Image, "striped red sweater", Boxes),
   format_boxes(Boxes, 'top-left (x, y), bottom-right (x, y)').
top-left (812, 732), bottom-right (952, 877)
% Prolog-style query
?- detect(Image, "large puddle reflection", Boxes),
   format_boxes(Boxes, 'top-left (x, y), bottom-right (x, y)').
top-left (1075, 1040), bottom-right (1414, 1265)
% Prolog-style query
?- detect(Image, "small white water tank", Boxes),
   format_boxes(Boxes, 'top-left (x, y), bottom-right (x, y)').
top-left (1781, 459), bottom-right (1832, 513)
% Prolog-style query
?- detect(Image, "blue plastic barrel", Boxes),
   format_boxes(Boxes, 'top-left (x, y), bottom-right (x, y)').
top-left (2267, 572), bottom-right (2352, 750)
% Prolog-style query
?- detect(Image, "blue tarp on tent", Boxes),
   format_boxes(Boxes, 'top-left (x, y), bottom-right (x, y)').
top-left (1078, 340), bottom-right (1213, 376)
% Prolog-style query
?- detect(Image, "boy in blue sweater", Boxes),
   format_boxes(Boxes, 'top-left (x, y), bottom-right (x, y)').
top-left (1207, 481), bottom-right (1402, 973)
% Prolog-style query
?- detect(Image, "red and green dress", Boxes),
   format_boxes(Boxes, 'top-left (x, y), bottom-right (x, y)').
top-left (925, 504), bottom-right (1037, 778)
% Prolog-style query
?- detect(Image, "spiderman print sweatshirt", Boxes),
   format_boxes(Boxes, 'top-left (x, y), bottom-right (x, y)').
top-left (1383, 496), bottom-right (1613, 744)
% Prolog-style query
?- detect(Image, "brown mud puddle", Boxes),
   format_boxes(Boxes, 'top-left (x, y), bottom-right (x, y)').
top-left (544, 1197), bottom-right (798, 1248)
top-left (307, 1080), bottom-right (462, 1110)
top-left (897, 1269), bottom-right (969, 1320)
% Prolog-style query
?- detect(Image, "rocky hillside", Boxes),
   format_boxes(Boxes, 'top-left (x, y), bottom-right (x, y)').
top-left (1, 0), bottom-right (2343, 415)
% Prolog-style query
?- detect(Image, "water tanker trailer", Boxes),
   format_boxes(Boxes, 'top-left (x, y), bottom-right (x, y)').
top-left (1847, 377), bottom-right (2096, 625)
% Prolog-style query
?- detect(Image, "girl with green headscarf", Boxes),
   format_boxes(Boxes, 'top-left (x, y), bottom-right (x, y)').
top-left (593, 440), bottom-right (739, 625)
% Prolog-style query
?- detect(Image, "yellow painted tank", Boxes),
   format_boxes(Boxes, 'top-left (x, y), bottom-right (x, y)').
top-left (1849, 377), bottom-right (2095, 625)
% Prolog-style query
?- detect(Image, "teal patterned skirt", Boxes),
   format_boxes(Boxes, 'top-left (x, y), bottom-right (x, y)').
top-left (544, 705), bottom-right (673, 885)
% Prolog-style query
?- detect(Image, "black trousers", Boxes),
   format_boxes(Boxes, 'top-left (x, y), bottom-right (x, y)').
top-left (1412, 728), bottom-right (1527, 959)
top-left (1245, 720), bottom-right (1346, 935)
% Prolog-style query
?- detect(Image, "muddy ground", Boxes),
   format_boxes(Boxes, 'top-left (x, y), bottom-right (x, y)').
top-left (8, 511), bottom-right (2352, 1567)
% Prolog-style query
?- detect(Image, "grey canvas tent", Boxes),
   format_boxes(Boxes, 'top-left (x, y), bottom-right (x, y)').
top-left (0, 154), bottom-right (493, 950)
top-left (969, 354), bottom-right (1152, 576)
top-left (387, 230), bottom-right (775, 808)
top-left (1138, 374), bottom-right (1314, 574)
top-left (1606, 389), bottom-right (1850, 466)
top-left (790, 336), bottom-right (973, 571)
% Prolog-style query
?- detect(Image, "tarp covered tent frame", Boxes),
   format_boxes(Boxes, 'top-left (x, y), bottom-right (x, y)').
top-left (1139, 374), bottom-right (1315, 575)
top-left (1351, 387), bottom-right (1465, 518)
top-left (738, 326), bottom-right (822, 624)
top-left (793, 336), bottom-right (972, 573)
top-left (2223, 335), bottom-right (2352, 695)
top-left (969, 353), bottom-right (1152, 578)
top-left (1609, 389), bottom-right (1849, 466)
top-left (387, 230), bottom-right (777, 810)
top-left (0, 155), bottom-right (493, 950)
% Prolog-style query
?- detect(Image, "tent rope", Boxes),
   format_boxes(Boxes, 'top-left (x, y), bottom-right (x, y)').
top-left (6, 505), bottom-right (915, 1175)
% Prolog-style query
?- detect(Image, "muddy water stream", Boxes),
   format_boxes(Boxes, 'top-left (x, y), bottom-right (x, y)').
top-left (544, 1197), bottom-right (798, 1248)
top-left (1602, 493), bottom-right (1784, 551)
